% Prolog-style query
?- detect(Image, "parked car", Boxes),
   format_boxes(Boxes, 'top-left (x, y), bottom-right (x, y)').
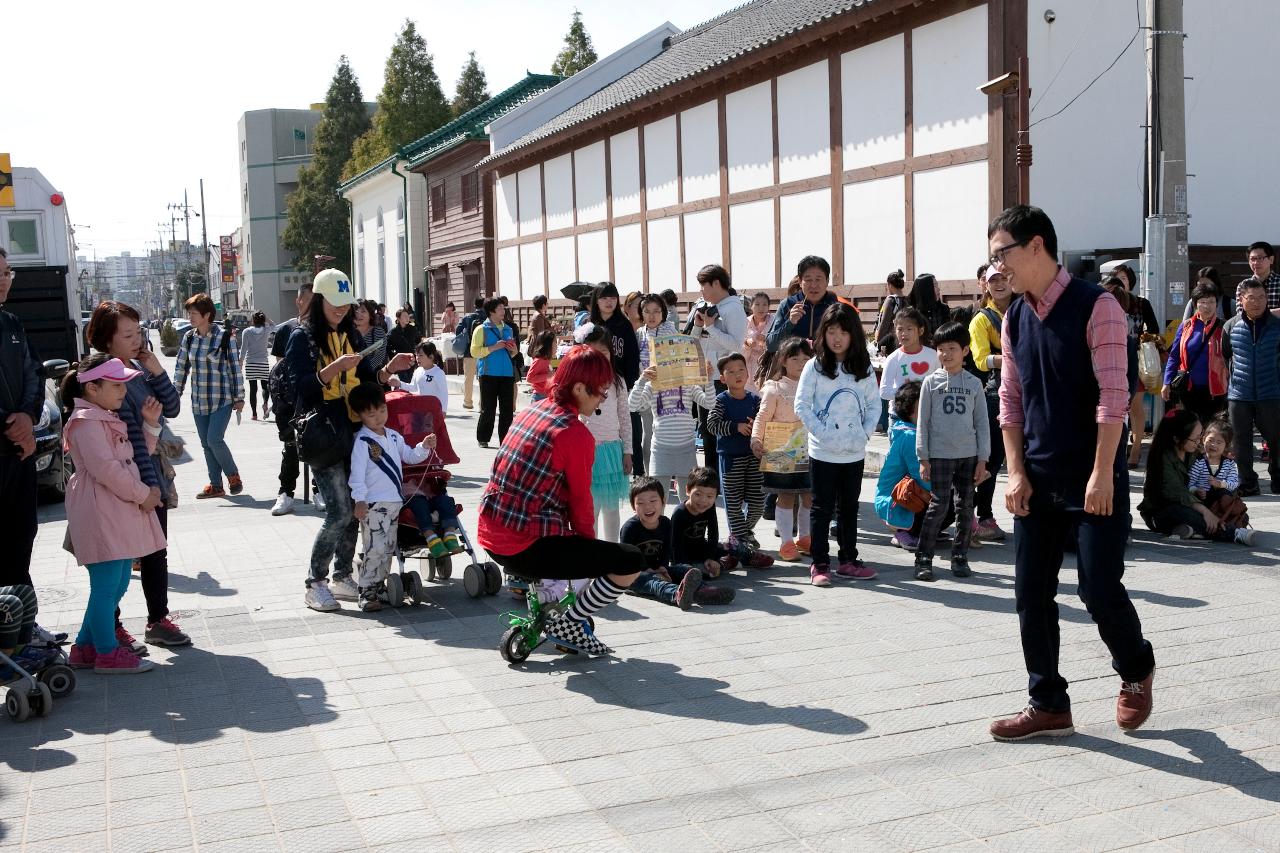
top-left (160, 318), bottom-right (191, 356)
top-left (34, 359), bottom-right (70, 502)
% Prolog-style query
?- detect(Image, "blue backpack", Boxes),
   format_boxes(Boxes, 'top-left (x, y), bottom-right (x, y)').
top-left (452, 312), bottom-right (481, 356)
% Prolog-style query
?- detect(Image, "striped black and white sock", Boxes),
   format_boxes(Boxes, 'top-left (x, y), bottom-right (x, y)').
top-left (569, 576), bottom-right (626, 621)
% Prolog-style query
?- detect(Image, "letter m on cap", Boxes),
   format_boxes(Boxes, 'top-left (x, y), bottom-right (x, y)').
top-left (337, 279), bottom-right (351, 293)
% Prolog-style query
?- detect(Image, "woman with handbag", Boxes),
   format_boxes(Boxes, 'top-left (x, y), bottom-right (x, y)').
top-left (1162, 283), bottom-right (1229, 424)
top-left (286, 270), bottom-right (414, 612)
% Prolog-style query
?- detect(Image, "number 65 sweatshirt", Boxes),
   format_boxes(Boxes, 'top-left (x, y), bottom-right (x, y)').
top-left (916, 367), bottom-right (991, 462)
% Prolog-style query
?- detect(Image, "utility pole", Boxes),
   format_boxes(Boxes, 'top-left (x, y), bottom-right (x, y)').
top-left (1144, 0), bottom-right (1189, 331)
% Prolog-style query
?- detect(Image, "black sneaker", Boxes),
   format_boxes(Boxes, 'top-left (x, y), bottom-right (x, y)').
top-left (1239, 485), bottom-right (1261, 497)
top-left (144, 618), bottom-right (191, 647)
top-left (694, 585), bottom-right (736, 605)
top-left (914, 555), bottom-right (935, 582)
top-left (950, 556), bottom-right (972, 578)
top-left (674, 568), bottom-right (703, 611)
top-left (359, 585), bottom-right (383, 612)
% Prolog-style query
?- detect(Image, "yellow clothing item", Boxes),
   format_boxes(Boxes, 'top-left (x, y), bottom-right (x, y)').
top-left (319, 331), bottom-right (362, 421)
top-left (968, 300), bottom-right (1005, 373)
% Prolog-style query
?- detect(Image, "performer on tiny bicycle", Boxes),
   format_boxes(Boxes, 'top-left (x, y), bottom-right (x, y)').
top-left (477, 345), bottom-right (645, 655)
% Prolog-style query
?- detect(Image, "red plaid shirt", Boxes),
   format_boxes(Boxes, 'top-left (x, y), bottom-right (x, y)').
top-left (477, 398), bottom-right (596, 555)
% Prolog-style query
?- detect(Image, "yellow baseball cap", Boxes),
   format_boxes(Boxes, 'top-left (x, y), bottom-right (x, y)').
top-left (313, 268), bottom-right (356, 306)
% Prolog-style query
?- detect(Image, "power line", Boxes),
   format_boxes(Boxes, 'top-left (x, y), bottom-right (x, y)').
top-left (1030, 3), bottom-right (1143, 130)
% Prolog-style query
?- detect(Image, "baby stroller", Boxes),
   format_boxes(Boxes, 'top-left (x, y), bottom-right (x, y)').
top-left (1, 643), bottom-right (76, 723)
top-left (384, 391), bottom-right (502, 602)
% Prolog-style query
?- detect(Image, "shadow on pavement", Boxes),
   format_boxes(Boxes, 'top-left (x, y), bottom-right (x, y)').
top-left (168, 570), bottom-right (238, 597)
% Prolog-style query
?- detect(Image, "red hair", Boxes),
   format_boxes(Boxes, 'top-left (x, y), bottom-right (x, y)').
top-left (551, 345), bottom-right (613, 409)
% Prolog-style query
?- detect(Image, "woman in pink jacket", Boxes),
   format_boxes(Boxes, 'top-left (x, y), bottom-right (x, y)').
top-left (61, 355), bottom-right (166, 674)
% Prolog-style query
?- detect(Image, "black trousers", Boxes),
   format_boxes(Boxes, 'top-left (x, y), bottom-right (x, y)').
top-left (1229, 399), bottom-right (1280, 491)
top-left (489, 536), bottom-right (647, 580)
top-left (1176, 386), bottom-right (1226, 425)
top-left (0, 454), bottom-right (37, 588)
top-left (695, 380), bottom-right (727, 470)
top-left (809, 457), bottom-right (864, 564)
top-left (630, 411), bottom-right (645, 476)
top-left (116, 504), bottom-right (169, 626)
top-left (276, 410), bottom-right (299, 497)
top-left (975, 393), bottom-right (1007, 519)
top-left (247, 380), bottom-right (270, 416)
top-left (477, 375), bottom-right (515, 444)
top-left (1013, 468), bottom-right (1153, 712)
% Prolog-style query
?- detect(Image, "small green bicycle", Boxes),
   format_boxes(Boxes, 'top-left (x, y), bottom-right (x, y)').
top-left (499, 575), bottom-right (594, 663)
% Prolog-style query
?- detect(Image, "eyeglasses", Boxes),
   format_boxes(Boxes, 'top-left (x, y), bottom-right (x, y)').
top-left (1248, 254), bottom-right (1270, 263)
top-left (0, 270), bottom-right (14, 280)
top-left (989, 239), bottom-right (1030, 268)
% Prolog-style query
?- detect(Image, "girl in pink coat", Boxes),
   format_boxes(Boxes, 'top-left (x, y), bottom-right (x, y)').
top-left (62, 355), bottom-right (166, 674)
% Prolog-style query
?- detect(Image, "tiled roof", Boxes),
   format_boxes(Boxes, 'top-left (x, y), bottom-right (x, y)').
top-left (481, 0), bottom-right (874, 167)
top-left (339, 73), bottom-right (562, 191)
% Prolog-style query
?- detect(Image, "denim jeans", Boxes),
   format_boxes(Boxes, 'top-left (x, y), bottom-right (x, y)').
top-left (975, 393), bottom-right (1007, 519)
top-left (308, 462), bottom-right (357, 588)
top-left (1013, 469), bottom-right (1154, 712)
top-left (406, 492), bottom-right (459, 537)
top-left (193, 403), bottom-right (239, 485)
top-left (627, 563), bottom-right (698, 604)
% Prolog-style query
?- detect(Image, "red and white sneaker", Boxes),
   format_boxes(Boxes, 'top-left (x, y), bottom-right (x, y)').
top-left (68, 644), bottom-right (96, 669)
top-left (116, 625), bottom-right (148, 656)
top-left (94, 647), bottom-right (154, 674)
top-left (809, 564), bottom-right (833, 587)
top-left (835, 560), bottom-right (878, 581)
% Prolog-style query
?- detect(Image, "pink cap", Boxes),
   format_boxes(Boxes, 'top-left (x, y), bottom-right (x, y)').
top-left (78, 357), bottom-right (142, 383)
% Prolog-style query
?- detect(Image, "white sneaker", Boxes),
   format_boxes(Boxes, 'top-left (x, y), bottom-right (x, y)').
top-left (312, 491), bottom-right (327, 512)
top-left (1234, 527), bottom-right (1257, 546)
top-left (271, 494), bottom-right (296, 516)
top-left (329, 575), bottom-right (359, 601)
top-left (305, 581), bottom-right (340, 612)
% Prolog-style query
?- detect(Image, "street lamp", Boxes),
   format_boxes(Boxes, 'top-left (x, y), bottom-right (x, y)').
top-left (979, 56), bottom-right (1032, 205)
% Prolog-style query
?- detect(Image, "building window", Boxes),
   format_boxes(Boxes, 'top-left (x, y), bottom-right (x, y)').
top-left (5, 219), bottom-right (41, 256)
top-left (462, 263), bottom-right (481, 307)
top-left (377, 237), bottom-right (386, 302)
top-left (399, 233), bottom-right (407, 303)
top-left (357, 246), bottom-right (365, 291)
top-left (432, 268), bottom-right (449, 324)
top-left (461, 172), bottom-right (479, 214)
top-left (376, 207), bottom-right (383, 229)
top-left (396, 197), bottom-right (405, 223)
top-left (431, 182), bottom-right (446, 223)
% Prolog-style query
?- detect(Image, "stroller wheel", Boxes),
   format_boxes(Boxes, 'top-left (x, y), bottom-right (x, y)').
top-left (32, 683), bottom-right (53, 718)
top-left (385, 574), bottom-right (405, 608)
top-left (463, 564), bottom-right (486, 598)
top-left (435, 556), bottom-right (453, 581)
top-left (500, 626), bottom-right (531, 663)
top-left (405, 571), bottom-right (424, 604)
top-left (5, 687), bottom-right (30, 723)
top-left (39, 665), bottom-right (76, 699)
top-left (483, 562), bottom-right (503, 596)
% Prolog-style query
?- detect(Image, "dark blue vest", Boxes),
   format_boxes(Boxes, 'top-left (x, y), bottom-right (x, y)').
top-left (1008, 276), bottom-right (1122, 483)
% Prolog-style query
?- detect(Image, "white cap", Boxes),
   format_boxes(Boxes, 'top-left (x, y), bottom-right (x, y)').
top-left (313, 268), bottom-right (356, 306)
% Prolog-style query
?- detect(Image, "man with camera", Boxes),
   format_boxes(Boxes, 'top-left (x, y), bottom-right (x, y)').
top-left (0, 248), bottom-right (43, 587)
top-left (685, 264), bottom-right (746, 469)
top-left (766, 256), bottom-right (841, 352)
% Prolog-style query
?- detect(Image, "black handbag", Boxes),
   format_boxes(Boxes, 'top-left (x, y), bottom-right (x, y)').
top-left (292, 405), bottom-right (352, 470)
top-left (1169, 369), bottom-right (1190, 397)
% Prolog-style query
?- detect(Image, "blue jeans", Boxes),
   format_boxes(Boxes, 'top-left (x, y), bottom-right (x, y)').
top-left (78, 559), bottom-right (132, 653)
top-left (1014, 468), bottom-right (1153, 712)
top-left (193, 404), bottom-right (239, 485)
top-left (308, 462), bottom-right (357, 588)
top-left (405, 492), bottom-right (459, 537)
top-left (628, 564), bottom-right (697, 605)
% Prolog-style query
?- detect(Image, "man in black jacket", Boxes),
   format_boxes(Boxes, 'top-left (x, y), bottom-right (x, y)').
top-left (0, 248), bottom-right (43, 586)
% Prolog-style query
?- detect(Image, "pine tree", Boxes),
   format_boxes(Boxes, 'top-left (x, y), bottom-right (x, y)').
top-left (452, 51), bottom-right (490, 117)
top-left (283, 56), bottom-right (370, 274)
top-left (343, 19), bottom-right (451, 179)
top-left (551, 9), bottom-right (598, 77)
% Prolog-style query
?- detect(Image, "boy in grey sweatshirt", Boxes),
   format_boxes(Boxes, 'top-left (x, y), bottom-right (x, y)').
top-left (915, 322), bottom-right (991, 580)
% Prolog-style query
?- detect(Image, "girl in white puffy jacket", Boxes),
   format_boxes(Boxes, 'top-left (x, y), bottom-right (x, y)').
top-left (794, 303), bottom-right (881, 587)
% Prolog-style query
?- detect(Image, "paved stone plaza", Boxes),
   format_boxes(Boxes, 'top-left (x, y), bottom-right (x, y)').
top-left (7, 341), bottom-right (1279, 852)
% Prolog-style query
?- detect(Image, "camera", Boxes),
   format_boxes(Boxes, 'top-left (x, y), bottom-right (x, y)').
top-left (697, 304), bottom-right (719, 320)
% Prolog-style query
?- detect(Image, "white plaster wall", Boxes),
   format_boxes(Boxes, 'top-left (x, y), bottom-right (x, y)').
top-left (681, 100), bottom-right (720, 202)
top-left (610, 129), bottom-right (642, 217)
top-left (913, 160), bottom-right (988, 281)
top-left (844, 175), bottom-right (906, 284)
top-left (912, 5), bottom-right (988, 157)
top-left (575, 141), bottom-right (608, 225)
top-left (517, 165), bottom-right (542, 236)
top-left (683, 208), bottom-right (723, 288)
top-left (647, 216), bottom-right (682, 292)
top-left (644, 116), bottom-right (679, 209)
top-left (779, 189), bottom-right (832, 278)
top-left (842, 34), bottom-right (905, 169)
top-left (344, 175), bottom-right (403, 306)
top-left (519, 241), bottom-right (545, 300)
top-left (543, 154), bottom-right (574, 231)
top-left (546, 235), bottom-right (576, 290)
top-left (726, 80), bottom-right (774, 193)
top-left (497, 245), bottom-right (521, 300)
top-left (729, 199), bottom-right (776, 291)
top-left (577, 229), bottom-right (611, 283)
top-left (613, 223), bottom-right (643, 292)
top-left (495, 174), bottom-right (518, 241)
top-left (776, 61), bottom-right (831, 183)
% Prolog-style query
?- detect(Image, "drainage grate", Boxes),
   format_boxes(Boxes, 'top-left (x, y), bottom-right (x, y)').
top-left (38, 585), bottom-right (76, 605)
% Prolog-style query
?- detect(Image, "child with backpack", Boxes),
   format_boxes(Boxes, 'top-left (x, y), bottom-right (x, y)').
top-left (874, 380), bottom-right (938, 550)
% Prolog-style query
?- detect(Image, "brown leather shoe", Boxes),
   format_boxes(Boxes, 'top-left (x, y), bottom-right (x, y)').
top-left (1116, 671), bottom-right (1154, 731)
top-left (989, 706), bottom-right (1075, 742)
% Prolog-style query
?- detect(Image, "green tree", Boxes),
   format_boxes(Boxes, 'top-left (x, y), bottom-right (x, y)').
top-left (343, 19), bottom-right (451, 179)
top-left (452, 51), bottom-right (490, 117)
top-left (550, 9), bottom-right (597, 77)
top-left (284, 56), bottom-right (370, 273)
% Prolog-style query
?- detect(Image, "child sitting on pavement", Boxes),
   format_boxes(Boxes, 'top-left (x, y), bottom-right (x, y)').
top-left (913, 322), bottom-right (990, 581)
top-left (621, 477), bottom-right (735, 609)
top-left (390, 341), bottom-right (448, 413)
top-left (348, 383), bottom-right (462, 612)
top-left (672, 467), bottom-right (737, 575)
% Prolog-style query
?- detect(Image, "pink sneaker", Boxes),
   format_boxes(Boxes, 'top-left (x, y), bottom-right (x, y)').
top-left (835, 560), bottom-right (878, 580)
top-left (68, 643), bottom-right (96, 669)
top-left (892, 531), bottom-right (920, 550)
top-left (93, 647), bottom-right (154, 674)
top-left (810, 564), bottom-right (833, 587)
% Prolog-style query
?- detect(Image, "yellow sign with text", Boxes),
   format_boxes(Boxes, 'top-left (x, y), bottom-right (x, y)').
top-left (0, 154), bottom-right (13, 208)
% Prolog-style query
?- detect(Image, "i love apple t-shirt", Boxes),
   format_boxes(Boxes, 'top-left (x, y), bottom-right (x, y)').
top-left (879, 345), bottom-right (939, 414)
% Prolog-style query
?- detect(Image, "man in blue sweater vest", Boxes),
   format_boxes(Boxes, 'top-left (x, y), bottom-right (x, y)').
top-left (987, 206), bottom-right (1155, 742)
